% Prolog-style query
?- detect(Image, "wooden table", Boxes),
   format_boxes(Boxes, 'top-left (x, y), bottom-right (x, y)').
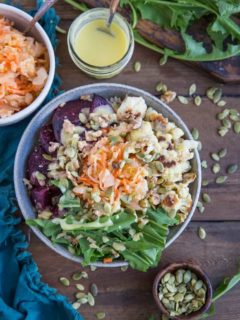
top-left (22, 2), bottom-right (240, 319)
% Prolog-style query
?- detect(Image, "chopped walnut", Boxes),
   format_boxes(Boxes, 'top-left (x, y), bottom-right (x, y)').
top-left (85, 130), bottom-right (103, 142)
top-left (161, 90), bottom-right (177, 103)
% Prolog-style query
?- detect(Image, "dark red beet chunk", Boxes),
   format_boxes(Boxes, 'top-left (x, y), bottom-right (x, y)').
top-left (91, 94), bottom-right (114, 114)
top-left (27, 146), bottom-right (50, 185)
top-left (31, 186), bottom-right (61, 210)
top-left (39, 124), bottom-right (56, 154)
top-left (52, 99), bottom-right (91, 142)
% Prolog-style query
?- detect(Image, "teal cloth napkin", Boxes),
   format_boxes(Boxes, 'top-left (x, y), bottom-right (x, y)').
top-left (0, 2), bottom-right (83, 319)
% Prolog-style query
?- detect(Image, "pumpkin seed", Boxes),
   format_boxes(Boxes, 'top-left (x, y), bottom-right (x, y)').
top-left (202, 193), bottom-right (211, 203)
top-left (216, 175), bottom-right (227, 184)
top-left (222, 119), bottom-right (232, 129)
top-left (59, 277), bottom-right (70, 286)
top-left (211, 153), bottom-right (220, 161)
top-left (191, 128), bottom-right (199, 140)
top-left (75, 284), bottom-right (84, 291)
top-left (178, 95), bottom-right (189, 104)
top-left (174, 293), bottom-right (184, 302)
top-left (168, 275), bottom-right (175, 285)
top-left (217, 100), bottom-right (226, 107)
top-left (134, 61), bottom-right (141, 72)
top-left (212, 163), bottom-right (220, 174)
top-left (79, 113), bottom-right (87, 124)
top-left (197, 201), bottom-right (205, 214)
top-left (201, 160), bottom-right (208, 169)
top-left (194, 96), bottom-right (202, 106)
top-left (218, 148), bottom-right (227, 158)
top-left (218, 127), bottom-right (228, 137)
top-left (183, 271), bottom-right (192, 284)
top-left (166, 283), bottom-right (177, 293)
top-left (227, 164), bottom-right (238, 174)
top-left (233, 122), bottom-right (240, 134)
top-left (217, 109), bottom-right (230, 120)
top-left (198, 227), bottom-right (206, 240)
top-left (43, 153), bottom-right (53, 161)
top-left (90, 265), bottom-right (97, 271)
top-left (213, 88), bottom-right (222, 103)
top-left (202, 179), bottom-right (209, 186)
top-left (88, 292), bottom-right (95, 306)
top-left (79, 296), bottom-right (89, 304)
top-left (72, 301), bottom-right (81, 309)
top-left (91, 283), bottom-right (98, 297)
top-left (229, 108), bottom-right (239, 116)
top-left (156, 82), bottom-right (167, 93)
top-left (206, 87), bottom-right (217, 100)
top-left (176, 269), bottom-right (184, 284)
top-left (112, 242), bottom-right (126, 252)
top-left (230, 114), bottom-right (239, 122)
top-left (96, 312), bottom-right (106, 319)
top-left (163, 272), bottom-right (171, 283)
top-left (75, 292), bottom-right (85, 299)
top-left (121, 265), bottom-right (128, 272)
top-left (184, 293), bottom-right (195, 302)
top-left (189, 83), bottom-right (197, 96)
top-left (197, 288), bottom-right (206, 298)
top-left (195, 280), bottom-right (203, 291)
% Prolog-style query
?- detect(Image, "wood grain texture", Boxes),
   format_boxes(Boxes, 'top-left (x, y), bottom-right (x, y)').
top-left (14, 1), bottom-right (240, 319)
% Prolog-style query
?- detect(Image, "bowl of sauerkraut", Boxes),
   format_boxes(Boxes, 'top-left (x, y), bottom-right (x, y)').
top-left (0, 4), bottom-right (55, 126)
top-left (14, 84), bottom-right (201, 271)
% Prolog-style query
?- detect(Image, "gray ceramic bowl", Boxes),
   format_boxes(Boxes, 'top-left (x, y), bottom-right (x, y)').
top-left (14, 84), bottom-right (201, 267)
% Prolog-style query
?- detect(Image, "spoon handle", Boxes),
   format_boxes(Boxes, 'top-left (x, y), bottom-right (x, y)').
top-left (24, 0), bottom-right (58, 34)
top-left (108, 0), bottom-right (120, 27)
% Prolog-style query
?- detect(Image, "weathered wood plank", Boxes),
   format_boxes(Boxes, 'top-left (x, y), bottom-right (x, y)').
top-left (27, 222), bottom-right (240, 320)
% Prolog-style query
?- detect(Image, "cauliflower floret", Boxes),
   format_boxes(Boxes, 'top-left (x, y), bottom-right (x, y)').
top-left (117, 96), bottom-right (147, 129)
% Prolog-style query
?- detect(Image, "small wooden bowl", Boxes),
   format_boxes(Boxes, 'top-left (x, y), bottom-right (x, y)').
top-left (153, 262), bottom-right (213, 320)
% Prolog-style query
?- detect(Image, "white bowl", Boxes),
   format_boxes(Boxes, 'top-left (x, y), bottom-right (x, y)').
top-left (0, 4), bottom-right (55, 126)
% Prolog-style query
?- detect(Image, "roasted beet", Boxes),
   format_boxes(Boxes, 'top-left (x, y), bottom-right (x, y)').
top-left (52, 99), bottom-right (91, 141)
top-left (31, 186), bottom-right (61, 210)
top-left (27, 146), bottom-right (50, 185)
top-left (39, 124), bottom-right (56, 154)
top-left (91, 94), bottom-right (114, 114)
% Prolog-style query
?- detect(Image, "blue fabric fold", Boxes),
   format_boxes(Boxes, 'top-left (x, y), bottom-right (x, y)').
top-left (0, 2), bottom-right (83, 319)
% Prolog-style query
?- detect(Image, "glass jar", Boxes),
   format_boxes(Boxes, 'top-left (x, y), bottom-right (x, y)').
top-left (67, 8), bottom-right (134, 79)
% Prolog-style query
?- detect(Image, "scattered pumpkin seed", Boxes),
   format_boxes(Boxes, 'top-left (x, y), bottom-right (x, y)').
top-left (198, 227), bottom-right (206, 240)
top-left (206, 87), bottom-right (217, 100)
top-left (91, 283), bottom-right (98, 297)
top-left (72, 301), bottom-right (81, 310)
top-left (72, 271), bottom-right (88, 280)
top-left (230, 114), bottom-right (239, 122)
top-left (222, 118), bottom-right (232, 129)
top-left (96, 312), bottom-right (106, 319)
top-left (191, 128), bottom-right (199, 140)
top-left (212, 163), bottom-right (220, 174)
top-left (178, 95), bottom-right (189, 104)
top-left (217, 109), bottom-right (230, 120)
top-left (218, 127), bottom-right (228, 137)
top-left (88, 292), bottom-right (95, 306)
top-left (76, 292), bottom-right (85, 299)
top-left (194, 96), bottom-right (202, 106)
top-left (201, 160), bottom-right (208, 169)
top-left (59, 277), bottom-right (70, 286)
top-left (156, 82), bottom-right (167, 93)
top-left (202, 179), bottom-right (209, 186)
top-left (216, 175), bottom-right (228, 184)
top-left (218, 148), bottom-right (227, 158)
top-left (189, 83), bottom-right (197, 96)
top-left (112, 242), bottom-right (126, 252)
top-left (76, 284), bottom-right (84, 291)
top-left (227, 164), bottom-right (238, 174)
top-left (233, 122), bottom-right (240, 134)
top-left (217, 100), bottom-right (226, 107)
top-left (121, 265), bottom-right (128, 272)
top-left (213, 88), bottom-right (222, 104)
top-left (90, 265), bottom-right (97, 271)
top-left (202, 193), bottom-right (211, 203)
top-left (229, 108), bottom-right (239, 116)
top-left (211, 153), bottom-right (220, 161)
top-left (133, 61), bottom-right (141, 72)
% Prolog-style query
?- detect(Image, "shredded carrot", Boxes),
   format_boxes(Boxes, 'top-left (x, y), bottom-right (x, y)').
top-left (0, 17), bottom-right (49, 118)
top-left (103, 257), bottom-right (113, 263)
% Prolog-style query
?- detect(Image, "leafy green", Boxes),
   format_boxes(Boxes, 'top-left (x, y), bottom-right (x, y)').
top-left (121, 0), bottom-right (240, 61)
top-left (198, 264), bottom-right (240, 319)
top-left (27, 207), bottom-right (177, 271)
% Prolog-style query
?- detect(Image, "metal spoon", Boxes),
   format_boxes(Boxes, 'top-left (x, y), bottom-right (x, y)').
top-left (24, 0), bottom-right (58, 34)
top-left (97, 0), bottom-right (120, 37)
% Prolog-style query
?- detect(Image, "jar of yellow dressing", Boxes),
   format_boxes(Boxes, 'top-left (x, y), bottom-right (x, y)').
top-left (67, 8), bottom-right (134, 79)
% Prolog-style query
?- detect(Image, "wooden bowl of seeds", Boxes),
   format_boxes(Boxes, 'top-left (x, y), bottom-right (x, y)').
top-left (153, 262), bottom-right (213, 320)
